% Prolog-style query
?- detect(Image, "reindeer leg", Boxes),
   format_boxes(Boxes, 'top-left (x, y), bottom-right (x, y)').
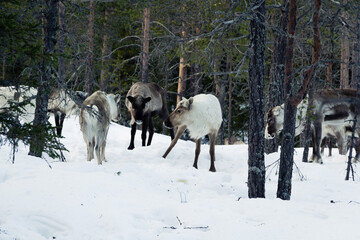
top-left (128, 123), bottom-right (137, 150)
top-left (95, 139), bottom-right (101, 165)
top-left (85, 140), bottom-right (92, 162)
top-left (58, 112), bottom-right (66, 136)
top-left (193, 139), bottom-right (201, 169)
top-left (54, 112), bottom-right (61, 136)
top-left (310, 119), bottom-right (323, 164)
top-left (208, 133), bottom-right (216, 172)
top-left (320, 137), bottom-right (326, 155)
top-left (90, 137), bottom-right (95, 161)
top-left (147, 117), bottom-right (154, 146)
top-left (142, 115), bottom-right (149, 147)
top-left (162, 125), bottom-right (186, 158)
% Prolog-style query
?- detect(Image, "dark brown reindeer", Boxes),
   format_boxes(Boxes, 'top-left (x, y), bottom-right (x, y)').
top-left (125, 82), bottom-right (174, 150)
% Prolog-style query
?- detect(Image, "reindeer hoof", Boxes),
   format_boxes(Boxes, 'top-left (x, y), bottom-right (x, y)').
top-left (128, 146), bottom-right (134, 150)
top-left (209, 167), bottom-right (216, 172)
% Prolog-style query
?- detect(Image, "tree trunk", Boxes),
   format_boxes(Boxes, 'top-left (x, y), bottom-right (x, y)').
top-left (265, 0), bottom-right (288, 154)
top-left (2, 55), bottom-right (5, 83)
top-left (140, 7), bottom-right (150, 83)
top-left (29, 0), bottom-right (59, 157)
top-left (58, 0), bottom-right (66, 87)
top-left (277, 0), bottom-right (321, 200)
top-left (162, 58), bottom-right (169, 135)
top-left (214, 55), bottom-right (226, 145)
top-left (85, 0), bottom-right (95, 94)
top-left (351, 40), bottom-right (359, 88)
top-left (326, 13), bottom-right (334, 88)
top-left (227, 50), bottom-right (233, 144)
top-left (303, 0), bottom-right (322, 163)
top-left (340, 0), bottom-right (349, 89)
top-left (100, 6), bottom-right (111, 91)
top-left (276, 0), bottom-right (297, 200)
top-left (177, 28), bottom-right (187, 104)
top-left (346, 10), bottom-right (360, 181)
top-left (248, 0), bottom-right (266, 199)
top-left (302, 85), bottom-right (314, 162)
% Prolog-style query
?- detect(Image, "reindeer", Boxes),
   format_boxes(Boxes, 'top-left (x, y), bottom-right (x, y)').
top-left (265, 88), bottom-right (360, 163)
top-left (79, 91), bottom-right (121, 165)
top-left (125, 82), bottom-right (174, 150)
top-left (48, 89), bottom-right (87, 136)
top-left (162, 94), bottom-right (222, 172)
top-left (0, 86), bottom-right (87, 136)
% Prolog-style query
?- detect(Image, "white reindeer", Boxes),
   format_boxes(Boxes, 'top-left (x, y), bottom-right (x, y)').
top-left (162, 94), bottom-right (222, 172)
top-left (0, 86), bottom-right (87, 135)
top-left (79, 91), bottom-right (121, 165)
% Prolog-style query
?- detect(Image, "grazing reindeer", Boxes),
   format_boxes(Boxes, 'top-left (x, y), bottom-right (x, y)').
top-left (0, 86), bottom-right (87, 136)
top-left (79, 91), bottom-right (121, 164)
top-left (162, 94), bottom-right (222, 172)
top-left (48, 89), bottom-right (88, 136)
top-left (125, 82), bottom-right (174, 150)
top-left (265, 88), bottom-right (360, 163)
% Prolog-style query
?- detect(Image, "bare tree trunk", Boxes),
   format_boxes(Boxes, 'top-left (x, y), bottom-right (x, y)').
top-left (340, 0), bottom-right (349, 89)
top-left (192, 27), bottom-right (202, 96)
top-left (326, 14), bottom-right (334, 88)
top-left (58, 0), bottom-right (66, 87)
top-left (265, 0), bottom-right (288, 154)
top-left (346, 9), bottom-right (360, 181)
top-left (2, 55), bottom-right (5, 83)
top-left (214, 55), bottom-right (226, 145)
top-left (277, 0), bottom-right (298, 200)
top-left (140, 6), bottom-right (150, 83)
top-left (162, 58), bottom-right (169, 135)
top-left (227, 50), bottom-right (233, 144)
top-left (351, 40), bottom-right (359, 88)
top-left (177, 28), bottom-right (187, 104)
top-left (278, 0), bottom-right (321, 200)
top-left (100, 6), bottom-right (111, 91)
top-left (29, 0), bottom-right (59, 157)
top-left (85, 0), bottom-right (95, 94)
top-left (248, 0), bottom-right (266, 199)
top-left (302, 85), bottom-right (314, 162)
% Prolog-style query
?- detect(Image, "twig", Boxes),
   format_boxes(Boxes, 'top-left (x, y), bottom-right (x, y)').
top-left (293, 161), bottom-right (307, 181)
top-left (176, 216), bottom-right (183, 226)
top-left (184, 226), bottom-right (209, 230)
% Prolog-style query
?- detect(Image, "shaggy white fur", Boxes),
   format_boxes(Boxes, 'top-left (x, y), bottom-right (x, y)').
top-left (178, 94), bottom-right (222, 139)
top-left (0, 86), bottom-right (82, 123)
top-left (79, 91), bottom-right (120, 164)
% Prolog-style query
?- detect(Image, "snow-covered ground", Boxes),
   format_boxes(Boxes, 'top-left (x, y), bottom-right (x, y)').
top-left (1, 116), bottom-right (359, 240)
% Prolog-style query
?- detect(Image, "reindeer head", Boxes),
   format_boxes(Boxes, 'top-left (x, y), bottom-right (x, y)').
top-left (265, 105), bottom-right (284, 139)
top-left (126, 95), bottom-right (151, 125)
top-left (164, 97), bottom-right (194, 129)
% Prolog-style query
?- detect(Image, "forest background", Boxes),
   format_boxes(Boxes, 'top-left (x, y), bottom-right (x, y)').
top-left (1, 0), bottom-right (360, 199)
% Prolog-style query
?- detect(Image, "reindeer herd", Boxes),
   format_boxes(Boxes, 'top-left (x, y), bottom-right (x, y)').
top-left (2, 84), bottom-right (359, 172)
top-left (0, 83), bottom-right (222, 172)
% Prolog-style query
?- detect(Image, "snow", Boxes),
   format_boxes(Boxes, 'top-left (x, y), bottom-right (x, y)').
top-left (1, 115), bottom-right (360, 240)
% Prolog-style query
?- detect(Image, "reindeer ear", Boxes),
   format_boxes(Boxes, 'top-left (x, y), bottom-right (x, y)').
top-left (144, 97), bottom-right (151, 103)
top-left (187, 97), bottom-right (194, 109)
top-left (127, 96), bottom-right (135, 103)
top-left (115, 94), bottom-right (121, 103)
